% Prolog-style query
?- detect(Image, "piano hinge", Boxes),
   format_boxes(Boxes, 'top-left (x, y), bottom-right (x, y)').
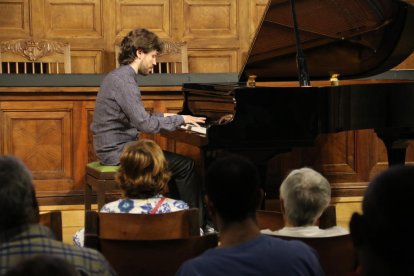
top-left (247, 75), bottom-right (257, 88)
top-left (330, 74), bottom-right (340, 86)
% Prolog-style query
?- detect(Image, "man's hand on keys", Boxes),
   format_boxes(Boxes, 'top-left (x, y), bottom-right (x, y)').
top-left (182, 115), bottom-right (206, 127)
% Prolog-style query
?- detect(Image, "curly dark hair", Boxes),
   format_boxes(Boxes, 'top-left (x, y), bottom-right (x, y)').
top-left (205, 154), bottom-right (261, 222)
top-left (116, 139), bottom-right (171, 199)
top-left (118, 28), bottom-right (164, 66)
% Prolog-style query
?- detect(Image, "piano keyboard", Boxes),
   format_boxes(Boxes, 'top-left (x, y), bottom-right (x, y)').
top-left (179, 124), bottom-right (207, 135)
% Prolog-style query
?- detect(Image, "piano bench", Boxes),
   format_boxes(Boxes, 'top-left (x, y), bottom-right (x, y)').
top-left (85, 161), bottom-right (120, 211)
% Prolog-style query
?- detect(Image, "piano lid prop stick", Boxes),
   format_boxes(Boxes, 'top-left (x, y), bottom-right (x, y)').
top-left (289, 0), bottom-right (311, 87)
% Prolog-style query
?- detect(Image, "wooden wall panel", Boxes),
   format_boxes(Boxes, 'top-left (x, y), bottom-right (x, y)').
top-left (0, 0), bottom-right (30, 37)
top-left (189, 50), bottom-right (238, 72)
top-left (1, 101), bottom-right (73, 191)
top-left (44, 0), bottom-right (102, 38)
top-left (249, 0), bottom-right (268, 41)
top-left (86, 102), bottom-right (97, 163)
top-left (0, 87), bottom-right (185, 204)
top-left (115, 0), bottom-right (171, 41)
top-left (315, 132), bottom-right (357, 174)
top-left (183, 0), bottom-right (237, 39)
top-left (71, 50), bottom-right (103, 73)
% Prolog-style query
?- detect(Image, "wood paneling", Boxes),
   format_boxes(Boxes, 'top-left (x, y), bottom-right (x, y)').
top-left (0, 0), bottom-right (265, 73)
top-left (44, 0), bottom-right (102, 38)
top-left (71, 49), bottom-right (103, 74)
top-left (115, 0), bottom-right (171, 39)
top-left (189, 49), bottom-right (238, 72)
top-left (0, 86), bottom-right (183, 204)
top-left (0, 0), bottom-right (30, 36)
top-left (1, 0), bottom-right (413, 73)
top-left (183, 0), bottom-right (237, 39)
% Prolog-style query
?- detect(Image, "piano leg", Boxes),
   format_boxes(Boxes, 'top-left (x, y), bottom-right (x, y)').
top-left (202, 147), bottom-right (283, 209)
top-left (376, 130), bottom-right (409, 166)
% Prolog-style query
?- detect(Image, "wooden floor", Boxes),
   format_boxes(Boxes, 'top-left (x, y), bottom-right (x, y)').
top-left (39, 197), bottom-right (362, 245)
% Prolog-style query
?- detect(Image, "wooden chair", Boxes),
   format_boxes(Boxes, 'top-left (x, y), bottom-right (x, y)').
top-left (271, 234), bottom-right (358, 276)
top-left (0, 38), bottom-right (71, 74)
top-left (256, 205), bottom-right (338, 231)
top-left (84, 209), bottom-right (212, 276)
top-left (115, 40), bottom-right (188, 73)
top-left (155, 40), bottom-right (188, 73)
top-left (84, 208), bottom-right (200, 244)
top-left (90, 234), bottom-right (217, 276)
top-left (39, 210), bottom-right (63, 241)
top-left (255, 210), bottom-right (285, 231)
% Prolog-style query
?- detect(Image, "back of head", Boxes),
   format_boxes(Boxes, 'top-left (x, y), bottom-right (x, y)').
top-left (117, 139), bottom-right (171, 199)
top-left (205, 155), bottom-right (261, 222)
top-left (118, 28), bottom-right (163, 65)
top-left (280, 167), bottom-right (331, 226)
top-left (350, 165), bottom-right (414, 275)
top-left (0, 156), bottom-right (39, 231)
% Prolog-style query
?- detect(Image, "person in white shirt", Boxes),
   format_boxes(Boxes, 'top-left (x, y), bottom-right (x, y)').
top-left (262, 167), bottom-right (348, 237)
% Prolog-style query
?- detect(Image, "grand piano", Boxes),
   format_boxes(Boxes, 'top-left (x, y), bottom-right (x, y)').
top-left (162, 0), bottom-right (414, 194)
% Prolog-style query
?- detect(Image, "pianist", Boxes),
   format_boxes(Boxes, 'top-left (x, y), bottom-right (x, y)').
top-left (91, 28), bottom-right (206, 224)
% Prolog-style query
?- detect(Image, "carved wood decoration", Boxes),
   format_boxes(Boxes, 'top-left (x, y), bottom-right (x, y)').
top-left (161, 40), bottom-right (183, 55)
top-left (0, 38), bottom-right (71, 74)
top-left (0, 39), bottom-right (68, 61)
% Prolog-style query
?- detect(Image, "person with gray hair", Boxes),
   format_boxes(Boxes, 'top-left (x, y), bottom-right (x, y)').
top-left (0, 155), bottom-right (116, 275)
top-left (262, 167), bottom-right (348, 237)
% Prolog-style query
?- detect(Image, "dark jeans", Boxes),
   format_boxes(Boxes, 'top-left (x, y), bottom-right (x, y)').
top-left (163, 151), bottom-right (205, 226)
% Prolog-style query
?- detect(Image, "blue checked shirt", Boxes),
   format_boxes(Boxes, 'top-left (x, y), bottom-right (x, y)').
top-left (91, 65), bottom-right (185, 165)
top-left (0, 224), bottom-right (116, 275)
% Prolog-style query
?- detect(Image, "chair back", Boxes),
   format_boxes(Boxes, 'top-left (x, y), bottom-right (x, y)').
top-left (84, 208), bottom-right (200, 247)
top-left (39, 210), bottom-right (63, 241)
top-left (115, 40), bottom-right (188, 73)
top-left (0, 39), bottom-right (71, 74)
top-left (155, 40), bottom-right (188, 73)
top-left (272, 234), bottom-right (358, 276)
top-left (255, 210), bottom-right (285, 231)
top-left (84, 208), bottom-right (214, 276)
top-left (100, 234), bottom-right (217, 276)
top-left (256, 205), bottom-right (337, 231)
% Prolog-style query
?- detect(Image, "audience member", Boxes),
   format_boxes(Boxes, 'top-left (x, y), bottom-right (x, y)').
top-left (349, 165), bottom-right (414, 276)
top-left (74, 139), bottom-right (189, 246)
top-left (176, 155), bottom-right (323, 276)
top-left (262, 167), bottom-right (348, 237)
top-left (0, 155), bottom-right (116, 275)
top-left (5, 255), bottom-right (80, 276)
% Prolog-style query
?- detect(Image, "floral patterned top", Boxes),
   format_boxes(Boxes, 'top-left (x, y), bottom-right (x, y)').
top-left (101, 194), bottom-right (188, 214)
top-left (73, 194), bottom-right (188, 246)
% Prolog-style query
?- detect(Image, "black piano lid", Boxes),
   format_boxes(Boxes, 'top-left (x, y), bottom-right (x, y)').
top-left (239, 0), bottom-right (414, 82)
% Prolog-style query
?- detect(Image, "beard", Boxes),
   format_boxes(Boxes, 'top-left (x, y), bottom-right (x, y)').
top-left (138, 62), bottom-right (152, 76)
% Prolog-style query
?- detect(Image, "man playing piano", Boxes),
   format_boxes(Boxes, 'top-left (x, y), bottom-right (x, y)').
top-left (91, 28), bottom-right (206, 225)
